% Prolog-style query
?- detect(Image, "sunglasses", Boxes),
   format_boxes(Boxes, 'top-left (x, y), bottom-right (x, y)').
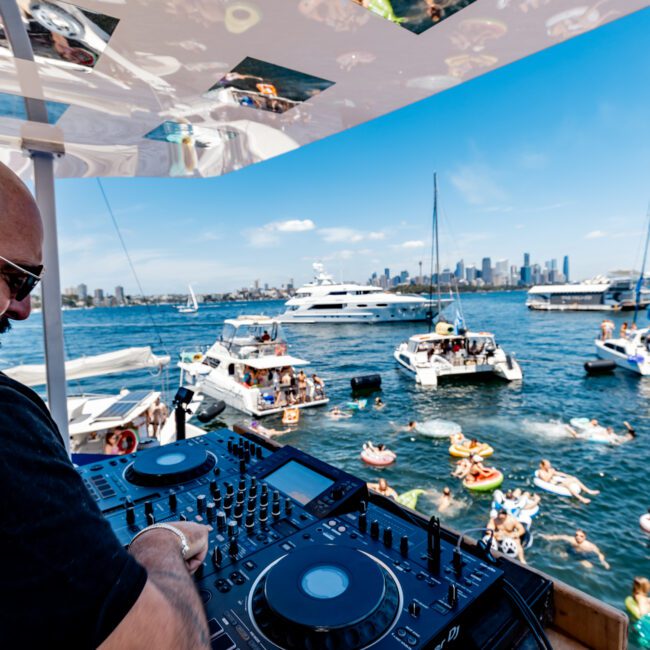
top-left (0, 254), bottom-right (44, 301)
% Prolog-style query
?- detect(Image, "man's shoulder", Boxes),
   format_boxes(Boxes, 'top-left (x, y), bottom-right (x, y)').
top-left (0, 372), bottom-right (49, 411)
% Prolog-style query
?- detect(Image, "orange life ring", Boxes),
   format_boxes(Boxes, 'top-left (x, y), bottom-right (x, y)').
top-left (116, 429), bottom-right (138, 455)
top-left (256, 83), bottom-right (277, 97)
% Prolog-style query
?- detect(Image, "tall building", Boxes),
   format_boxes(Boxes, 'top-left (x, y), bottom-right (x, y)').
top-left (93, 288), bottom-right (104, 306)
top-left (465, 265), bottom-right (477, 282)
top-left (115, 285), bottom-right (125, 305)
top-left (77, 283), bottom-right (88, 300)
top-left (520, 266), bottom-right (532, 285)
top-left (384, 268), bottom-right (390, 280)
top-left (563, 255), bottom-right (570, 282)
top-left (399, 270), bottom-right (409, 284)
top-left (454, 259), bottom-right (465, 281)
top-left (481, 257), bottom-right (493, 285)
top-left (523, 253), bottom-right (530, 267)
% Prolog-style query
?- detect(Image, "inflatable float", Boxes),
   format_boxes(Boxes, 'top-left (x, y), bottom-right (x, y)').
top-left (360, 443), bottom-right (396, 467)
top-left (533, 470), bottom-right (580, 497)
top-left (463, 469), bottom-right (503, 492)
top-left (415, 419), bottom-right (461, 439)
top-left (347, 399), bottom-right (367, 410)
top-left (569, 417), bottom-right (613, 443)
top-left (396, 489), bottom-right (425, 510)
top-left (640, 512), bottom-right (650, 534)
top-left (449, 440), bottom-right (494, 459)
top-left (490, 490), bottom-right (540, 525)
top-left (282, 407), bottom-right (300, 425)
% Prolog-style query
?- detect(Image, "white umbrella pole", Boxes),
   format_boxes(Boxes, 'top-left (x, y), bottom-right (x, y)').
top-left (32, 152), bottom-right (69, 452)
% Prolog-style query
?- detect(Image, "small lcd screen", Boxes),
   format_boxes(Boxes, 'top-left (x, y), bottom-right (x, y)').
top-left (264, 460), bottom-right (334, 505)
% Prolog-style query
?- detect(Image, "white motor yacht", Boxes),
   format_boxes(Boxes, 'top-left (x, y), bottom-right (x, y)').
top-left (178, 315), bottom-right (329, 417)
top-left (278, 264), bottom-right (451, 323)
top-left (526, 274), bottom-right (650, 311)
top-left (394, 326), bottom-right (522, 387)
top-left (595, 327), bottom-right (650, 375)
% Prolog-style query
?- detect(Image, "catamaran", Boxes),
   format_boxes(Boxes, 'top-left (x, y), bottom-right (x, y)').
top-left (394, 174), bottom-right (522, 387)
top-left (176, 284), bottom-right (199, 314)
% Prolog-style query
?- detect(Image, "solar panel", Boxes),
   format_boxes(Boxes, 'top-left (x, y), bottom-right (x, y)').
top-left (96, 390), bottom-right (154, 421)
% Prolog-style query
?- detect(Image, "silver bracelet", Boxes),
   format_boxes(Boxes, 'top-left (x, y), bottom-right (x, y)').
top-left (128, 523), bottom-right (190, 559)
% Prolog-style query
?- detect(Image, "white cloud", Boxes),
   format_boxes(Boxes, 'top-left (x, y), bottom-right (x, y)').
top-left (317, 228), bottom-right (387, 244)
top-left (400, 240), bottom-right (426, 249)
top-left (520, 152), bottom-right (548, 170)
top-left (246, 219), bottom-right (315, 247)
top-left (585, 230), bottom-right (607, 239)
top-left (450, 164), bottom-right (508, 206)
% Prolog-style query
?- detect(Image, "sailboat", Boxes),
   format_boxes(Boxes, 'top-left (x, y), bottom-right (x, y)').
top-left (176, 284), bottom-right (199, 313)
top-left (393, 173), bottom-right (523, 387)
top-left (594, 204), bottom-right (650, 375)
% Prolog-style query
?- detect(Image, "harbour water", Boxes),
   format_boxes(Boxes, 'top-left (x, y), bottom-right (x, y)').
top-left (3, 291), bottom-right (648, 644)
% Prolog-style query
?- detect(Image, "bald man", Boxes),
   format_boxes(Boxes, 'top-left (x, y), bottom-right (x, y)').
top-left (0, 163), bottom-right (210, 648)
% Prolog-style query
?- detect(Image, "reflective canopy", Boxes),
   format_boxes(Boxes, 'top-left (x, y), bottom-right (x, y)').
top-left (0, 0), bottom-right (644, 179)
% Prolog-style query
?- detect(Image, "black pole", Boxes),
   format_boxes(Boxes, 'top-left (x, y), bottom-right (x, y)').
top-left (175, 404), bottom-right (186, 440)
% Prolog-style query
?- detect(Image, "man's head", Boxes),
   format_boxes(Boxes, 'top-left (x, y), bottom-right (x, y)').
top-left (378, 478), bottom-right (387, 490)
top-left (575, 529), bottom-right (586, 543)
top-left (0, 163), bottom-right (43, 332)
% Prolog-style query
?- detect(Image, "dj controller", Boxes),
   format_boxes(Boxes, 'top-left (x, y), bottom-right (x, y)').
top-left (78, 429), bottom-right (554, 650)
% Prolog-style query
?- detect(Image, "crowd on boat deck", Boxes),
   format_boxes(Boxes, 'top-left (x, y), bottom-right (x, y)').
top-left (600, 319), bottom-right (639, 340)
top-left (418, 336), bottom-right (497, 366)
top-left (238, 365), bottom-right (325, 408)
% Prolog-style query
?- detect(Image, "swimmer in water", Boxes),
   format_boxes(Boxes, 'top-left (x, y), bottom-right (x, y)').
top-left (452, 458), bottom-right (471, 479)
top-left (406, 420), bottom-right (417, 432)
top-left (327, 406), bottom-right (352, 419)
top-left (631, 577), bottom-right (650, 618)
top-left (373, 397), bottom-right (386, 410)
top-left (367, 477), bottom-right (398, 500)
top-left (537, 459), bottom-right (599, 504)
top-left (464, 455), bottom-right (495, 484)
top-left (487, 509), bottom-right (527, 564)
top-left (438, 487), bottom-right (453, 513)
top-left (249, 421), bottom-right (291, 437)
top-left (364, 441), bottom-right (388, 454)
top-left (539, 529), bottom-right (610, 569)
top-left (511, 488), bottom-right (541, 512)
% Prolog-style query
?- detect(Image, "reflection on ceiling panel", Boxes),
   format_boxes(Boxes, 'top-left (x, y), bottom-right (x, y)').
top-left (0, 90), bottom-right (68, 123)
top-left (204, 57), bottom-right (335, 114)
top-left (0, 0), bottom-right (643, 179)
top-left (0, 1), bottom-right (119, 70)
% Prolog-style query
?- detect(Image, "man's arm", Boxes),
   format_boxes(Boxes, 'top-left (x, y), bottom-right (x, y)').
top-left (539, 533), bottom-right (571, 542)
top-left (101, 525), bottom-right (210, 650)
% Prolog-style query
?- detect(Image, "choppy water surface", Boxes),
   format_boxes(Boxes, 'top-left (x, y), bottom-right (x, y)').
top-left (3, 291), bottom-right (648, 643)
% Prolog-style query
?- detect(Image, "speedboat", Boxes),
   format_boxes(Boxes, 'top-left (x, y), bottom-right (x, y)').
top-left (595, 327), bottom-right (650, 375)
top-left (3, 347), bottom-right (203, 453)
top-left (278, 263), bottom-right (451, 324)
top-left (394, 326), bottom-right (522, 387)
top-left (178, 315), bottom-right (329, 416)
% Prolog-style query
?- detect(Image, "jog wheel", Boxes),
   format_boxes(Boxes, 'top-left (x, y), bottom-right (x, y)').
top-left (125, 444), bottom-right (216, 487)
top-left (249, 545), bottom-right (402, 649)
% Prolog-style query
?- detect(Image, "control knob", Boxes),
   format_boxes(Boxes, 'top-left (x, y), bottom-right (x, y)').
top-left (216, 511), bottom-right (227, 532)
top-left (383, 527), bottom-right (393, 548)
top-left (370, 520), bottom-right (380, 540)
top-left (168, 492), bottom-right (177, 511)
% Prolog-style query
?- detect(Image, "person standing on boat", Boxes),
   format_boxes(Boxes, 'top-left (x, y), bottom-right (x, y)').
top-left (0, 162), bottom-right (210, 648)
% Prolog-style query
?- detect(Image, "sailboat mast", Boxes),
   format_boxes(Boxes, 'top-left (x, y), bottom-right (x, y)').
top-left (633, 202), bottom-right (650, 325)
top-left (427, 172), bottom-right (442, 331)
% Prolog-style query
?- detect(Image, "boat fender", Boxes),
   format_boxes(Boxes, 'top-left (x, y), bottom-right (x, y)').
top-left (584, 360), bottom-right (616, 375)
top-left (351, 374), bottom-right (382, 394)
top-left (196, 400), bottom-right (226, 423)
top-left (117, 429), bottom-right (138, 455)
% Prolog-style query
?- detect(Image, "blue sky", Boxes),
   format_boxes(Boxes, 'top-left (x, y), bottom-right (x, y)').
top-left (53, 8), bottom-right (650, 295)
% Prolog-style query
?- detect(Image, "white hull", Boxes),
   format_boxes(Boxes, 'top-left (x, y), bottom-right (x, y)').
top-left (527, 302), bottom-right (619, 312)
top-left (200, 376), bottom-right (328, 417)
top-left (595, 338), bottom-right (650, 376)
top-left (279, 302), bottom-right (450, 324)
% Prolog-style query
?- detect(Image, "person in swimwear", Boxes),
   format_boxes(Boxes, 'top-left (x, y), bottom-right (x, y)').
top-left (452, 458), bottom-right (471, 479)
top-left (438, 486), bottom-right (453, 513)
top-left (539, 529), bottom-right (610, 569)
top-left (249, 421), bottom-right (291, 438)
top-left (327, 406), bottom-right (352, 419)
top-left (487, 509), bottom-right (527, 564)
top-left (374, 397), bottom-right (385, 410)
top-left (464, 455), bottom-right (494, 483)
top-left (406, 421), bottom-right (417, 432)
top-left (631, 577), bottom-right (650, 618)
top-left (367, 477), bottom-right (398, 500)
top-left (511, 488), bottom-right (541, 512)
top-left (537, 459), bottom-right (599, 504)
top-left (104, 431), bottom-right (121, 455)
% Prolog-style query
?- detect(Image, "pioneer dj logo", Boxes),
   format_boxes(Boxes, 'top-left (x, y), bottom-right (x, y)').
top-left (433, 625), bottom-right (460, 650)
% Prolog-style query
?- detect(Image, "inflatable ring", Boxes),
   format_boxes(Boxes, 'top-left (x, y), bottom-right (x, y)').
top-left (449, 442), bottom-right (494, 458)
top-left (626, 596), bottom-right (643, 621)
top-left (463, 469), bottom-right (503, 492)
top-left (360, 447), bottom-right (396, 467)
top-left (640, 513), bottom-right (650, 534)
top-left (415, 419), bottom-right (461, 439)
top-left (347, 399), bottom-right (367, 410)
top-left (116, 429), bottom-right (138, 455)
top-left (282, 407), bottom-right (300, 425)
top-left (192, 353), bottom-right (203, 362)
top-left (533, 471), bottom-right (581, 497)
top-left (225, 2), bottom-right (261, 34)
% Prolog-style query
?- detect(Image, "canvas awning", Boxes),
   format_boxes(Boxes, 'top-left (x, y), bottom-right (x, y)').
top-left (240, 355), bottom-right (309, 370)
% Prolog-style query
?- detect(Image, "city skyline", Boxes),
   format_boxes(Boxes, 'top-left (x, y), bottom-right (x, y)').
top-left (46, 10), bottom-right (649, 295)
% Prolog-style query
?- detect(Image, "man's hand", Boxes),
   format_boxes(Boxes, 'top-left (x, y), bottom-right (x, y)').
top-left (171, 522), bottom-right (210, 574)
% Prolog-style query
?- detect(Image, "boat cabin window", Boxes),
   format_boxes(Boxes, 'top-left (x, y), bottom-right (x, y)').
top-left (228, 364), bottom-right (235, 376)
top-left (604, 342), bottom-right (626, 354)
top-left (376, 304), bottom-right (387, 307)
top-left (310, 304), bottom-right (344, 309)
top-left (328, 291), bottom-right (348, 295)
top-left (202, 357), bottom-right (220, 369)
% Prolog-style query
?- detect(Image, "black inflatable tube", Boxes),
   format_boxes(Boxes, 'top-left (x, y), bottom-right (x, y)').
top-left (196, 399), bottom-right (226, 423)
top-left (584, 360), bottom-right (616, 375)
top-left (351, 374), bottom-right (382, 393)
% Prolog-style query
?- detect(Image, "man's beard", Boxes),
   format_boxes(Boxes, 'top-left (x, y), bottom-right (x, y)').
top-left (0, 316), bottom-right (11, 335)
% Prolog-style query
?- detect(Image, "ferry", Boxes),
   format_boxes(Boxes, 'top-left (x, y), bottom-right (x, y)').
top-left (279, 264), bottom-right (451, 324)
top-left (178, 316), bottom-right (328, 416)
top-left (526, 275), bottom-right (649, 311)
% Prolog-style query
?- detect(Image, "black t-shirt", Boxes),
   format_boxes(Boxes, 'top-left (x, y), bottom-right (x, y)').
top-left (0, 374), bottom-right (147, 648)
